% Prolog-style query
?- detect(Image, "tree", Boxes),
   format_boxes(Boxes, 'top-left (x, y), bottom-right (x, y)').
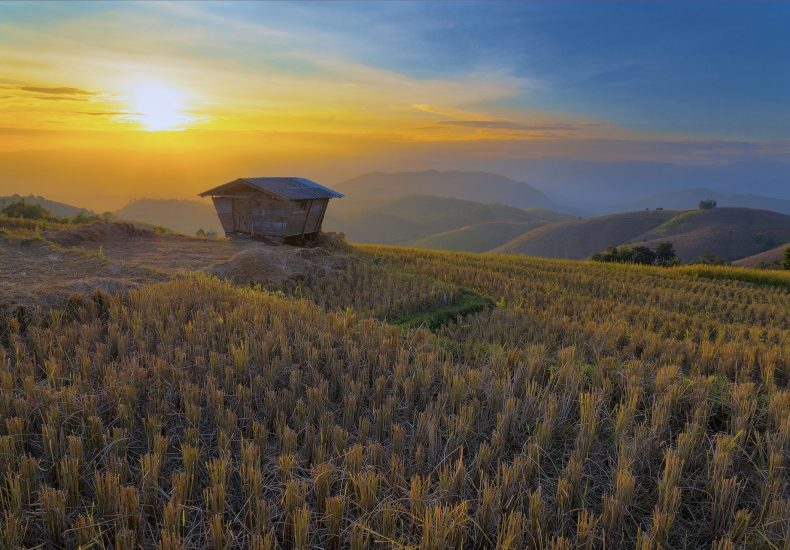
top-left (698, 251), bottom-right (725, 265)
top-left (783, 247), bottom-right (790, 270)
top-left (655, 241), bottom-right (679, 267)
top-left (592, 247), bottom-right (622, 263)
top-left (698, 199), bottom-right (717, 210)
top-left (1, 199), bottom-right (53, 220)
top-left (631, 245), bottom-right (657, 265)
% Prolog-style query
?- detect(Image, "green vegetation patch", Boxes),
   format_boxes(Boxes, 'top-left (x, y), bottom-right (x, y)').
top-left (392, 289), bottom-right (494, 330)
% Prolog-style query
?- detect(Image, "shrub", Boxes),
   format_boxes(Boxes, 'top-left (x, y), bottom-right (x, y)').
top-left (783, 247), bottom-right (790, 270)
top-left (698, 251), bottom-right (725, 265)
top-left (592, 244), bottom-right (658, 266)
top-left (1, 199), bottom-right (53, 220)
top-left (699, 199), bottom-right (717, 210)
top-left (655, 241), bottom-right (680, 266)
top-left (631, 245), bottom-right (657, 265)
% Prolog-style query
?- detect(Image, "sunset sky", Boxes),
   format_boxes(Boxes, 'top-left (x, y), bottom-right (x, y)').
top-left (1, 1), bottom-right (788, 210)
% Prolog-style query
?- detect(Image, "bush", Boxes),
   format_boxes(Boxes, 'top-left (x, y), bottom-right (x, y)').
top-left (698, 251), bottom-right (725, 265)
top-left (783, 247), bottom-right (790, 270)
top-left (592, 243), bottom-right (669, 266)
top-left (1, 199), bottom-right (53, 220)
top-left (655, 241), bottom-right (680, 267)
top-left (630, 245), bottom-right (656, 265)
top-left (698, 199), bottom-right (717, 210)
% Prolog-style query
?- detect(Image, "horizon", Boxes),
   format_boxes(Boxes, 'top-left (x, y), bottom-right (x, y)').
top-left (1, 1), bottom-right (788, 211)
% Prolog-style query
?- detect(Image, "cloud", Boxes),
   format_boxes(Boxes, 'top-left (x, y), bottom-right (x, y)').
top-left (441, 120), bottom-right (600, 132)
top-left (78, 111), bottom-right (130, 116)
top-left (19, 85), bottom-right (94, 95)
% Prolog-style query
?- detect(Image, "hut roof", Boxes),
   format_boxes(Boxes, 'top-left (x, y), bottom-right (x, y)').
top-left (199, 177), bottom-right (344, 201)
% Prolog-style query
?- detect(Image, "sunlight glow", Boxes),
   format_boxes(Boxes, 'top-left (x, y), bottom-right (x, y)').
top-left (125, 80), bottom-right (194, 131)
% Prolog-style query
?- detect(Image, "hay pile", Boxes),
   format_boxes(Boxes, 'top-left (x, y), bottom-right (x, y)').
top-left (46, 222), bottom-right (155, 246)
top-left (208, 244), bottom-right (347, 285)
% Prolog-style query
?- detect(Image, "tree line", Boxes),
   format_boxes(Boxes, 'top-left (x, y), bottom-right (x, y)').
top-left (592, 241), bottom-right (680, 266)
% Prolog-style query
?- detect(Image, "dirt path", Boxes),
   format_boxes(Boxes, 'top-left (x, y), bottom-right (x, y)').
top-left (1, 223), bottom-right (346, 307)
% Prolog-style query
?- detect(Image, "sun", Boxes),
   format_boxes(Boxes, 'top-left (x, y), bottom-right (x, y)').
top-left (126, 80), bottom-right (194, 131)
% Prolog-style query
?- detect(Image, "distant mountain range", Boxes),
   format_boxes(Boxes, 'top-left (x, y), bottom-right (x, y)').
top-left (502, 158), bottom-right (790, 213)
top-left (324, 194), bottom-right (571, 248)
top-left (333, 170), bottom-right (575, 214)
top-left (114, 199), bottom-right (223, 234)
top-left (5, 168), bottom-right (790, 263)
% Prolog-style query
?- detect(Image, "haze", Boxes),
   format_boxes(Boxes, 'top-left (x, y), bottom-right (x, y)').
top-left (1, 1), bottom-right (788, 211)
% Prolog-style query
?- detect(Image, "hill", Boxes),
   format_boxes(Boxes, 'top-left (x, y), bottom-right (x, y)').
top-left (325, 194), bottom-right (570, 246)
top-left (0, 193), bottom-right (95, 218)
top-left (631, 207), bottom-right (790, 262)
top-left (732, 242), bottom-right (790, 268)
top-left (411, 220), bottom-right (552, 252)
top-left (114, 198), bottom-right (223, 234)
top-left (612, 188), bottom-right (790, 215)
top-left (494, 210), bottom-right (677, 259)
top-left (494, 207), bottom-right (790, 262)
top-left (333, 170), bottom-right (573, 213)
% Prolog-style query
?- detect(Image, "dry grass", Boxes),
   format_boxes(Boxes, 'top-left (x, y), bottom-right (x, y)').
top-left (0, 234), bottom-right (787, 548)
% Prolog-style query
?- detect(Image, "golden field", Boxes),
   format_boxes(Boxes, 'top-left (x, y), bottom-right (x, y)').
top-left (0, 226), bottom-right (788, 549)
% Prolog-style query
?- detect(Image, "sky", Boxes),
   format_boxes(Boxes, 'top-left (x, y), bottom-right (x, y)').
top-left (0, 1), bottom-right (788, 210)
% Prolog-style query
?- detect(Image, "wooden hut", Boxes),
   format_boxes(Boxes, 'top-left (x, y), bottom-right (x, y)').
top-left (199, 177), bottom-right (343, 241)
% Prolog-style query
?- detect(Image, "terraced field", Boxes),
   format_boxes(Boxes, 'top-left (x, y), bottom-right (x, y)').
top-left (1, 224), bottom-right (788, 549)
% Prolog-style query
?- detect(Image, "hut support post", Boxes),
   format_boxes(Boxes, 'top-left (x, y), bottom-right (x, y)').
top-left (315, 200), bottom-right (328, 234)
top-left (300, 200), bottom-right (314, 237)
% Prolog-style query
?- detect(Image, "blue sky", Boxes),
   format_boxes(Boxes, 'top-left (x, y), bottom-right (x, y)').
top-left (184, 0), bottom-right (790, 139)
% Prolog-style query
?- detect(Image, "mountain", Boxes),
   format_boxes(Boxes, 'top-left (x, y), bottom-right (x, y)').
top-left (0, 194), bottom-right (95, 218)
top-left (114, 199), bottom-right (223, 234)
top-left (494, 210), bottom-right (677, 259)
top-left (511, 158), bottom-right (790, 213)
top-left (612, 188), bottom-right (790, 215)
top-left (630, 207), bottom-right (790, 262)
top-left (324, 194), bottom-right (570, 246)
top-left (333, 170), bottom-right (575, 214)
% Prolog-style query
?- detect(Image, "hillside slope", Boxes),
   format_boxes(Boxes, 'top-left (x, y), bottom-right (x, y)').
top-left (115, 198), bottom-right (223, 234)
top-left (732, 242), bottom-right (790, 268)
top-left (632, 207), bottom-right (790, 262)
top-left (0, 193), bottom-right (95, 217)
top-left (334, 170), bottom-right (573, 213)
top-left (494, 210), bottom-right (677, 259)
top-left (412, 221), bottom-right (551, 252)
top-left (613, 188), bottom-right (790, 215)
top-left (325, 194), bottom-right (569, 245)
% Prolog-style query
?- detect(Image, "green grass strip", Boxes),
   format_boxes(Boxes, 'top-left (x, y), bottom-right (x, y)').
top-left (393, 289), bottom-right (494, 330)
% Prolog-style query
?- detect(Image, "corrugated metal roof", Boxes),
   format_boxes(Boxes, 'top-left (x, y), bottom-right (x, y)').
top-left (199, 177), bottom-right (343, 200)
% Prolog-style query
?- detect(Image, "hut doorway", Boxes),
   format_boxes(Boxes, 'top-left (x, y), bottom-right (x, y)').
top-left (232, 198), bottom-right (253, 234)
